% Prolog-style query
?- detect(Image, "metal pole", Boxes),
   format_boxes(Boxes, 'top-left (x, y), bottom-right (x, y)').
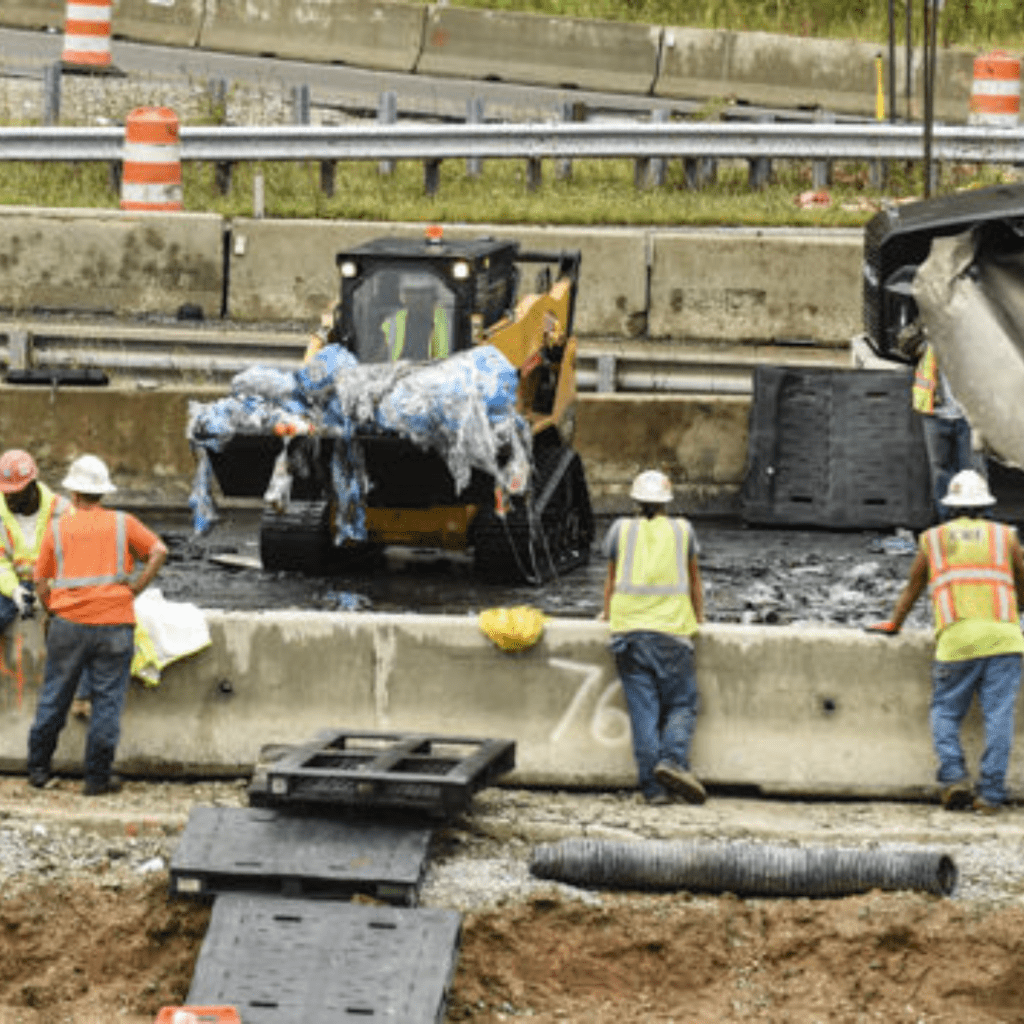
top-left (888, 0), bottom-right (896, 123)
top-left (905, 0), bottom-right (912, 120)
top-left (922, 0), bottom-right (933, 197)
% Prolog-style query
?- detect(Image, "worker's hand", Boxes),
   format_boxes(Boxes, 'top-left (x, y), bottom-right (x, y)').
top-left (865, 619), bottom-right (900, 635)
top-left (595, 609), bottom-right (608, 622)
top-left (12, 584), bottom-right (35, 619)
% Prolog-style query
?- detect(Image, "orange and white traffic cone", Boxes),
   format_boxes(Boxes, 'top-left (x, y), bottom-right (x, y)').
top-left (61, 0), bottom-right (120, 74)
top-left (120, 108), bottom-right (183, 212)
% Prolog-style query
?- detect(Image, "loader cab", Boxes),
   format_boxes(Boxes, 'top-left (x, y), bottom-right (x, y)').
top-left (334, 233), bottom-right (520, 364)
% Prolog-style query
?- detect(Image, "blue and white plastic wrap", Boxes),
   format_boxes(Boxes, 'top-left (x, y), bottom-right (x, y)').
top-left (186, 345), bottom-right (532, 542)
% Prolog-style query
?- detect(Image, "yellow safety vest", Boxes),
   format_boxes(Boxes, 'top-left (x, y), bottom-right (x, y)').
top-left (380, 307), bottom-right (450, 361)
top-left (912, 344), bottom-right (938, 414)
top-left (925, 517), bottom-right (1019, 631)
top-left (0, 483), bottom-right (69, 599)
top-left (609, 516), bottom-right (698, 638)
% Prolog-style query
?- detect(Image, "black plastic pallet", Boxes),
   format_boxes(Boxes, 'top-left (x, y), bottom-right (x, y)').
top-left (169, 806), bottom-right (432, 905)
top-left (740, 365), bottom-right (934, 530)
top-left (187, 894), bottom-right (462, 1024)
top-left (254, 729), bottom-right (516, 817)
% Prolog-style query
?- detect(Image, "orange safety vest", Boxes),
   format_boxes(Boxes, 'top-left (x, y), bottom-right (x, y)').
top-left (925, 518), bottom-right (1019, 630)
top-left (0, 483), bottom-right (69, 598)
top-left (912, 344), bottom-right (938, 414)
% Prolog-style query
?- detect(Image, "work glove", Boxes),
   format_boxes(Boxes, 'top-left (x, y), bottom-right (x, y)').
top-left (865, 620), bottom-right (899, 635)
top-left (11, 584), bottom-right (35, 619)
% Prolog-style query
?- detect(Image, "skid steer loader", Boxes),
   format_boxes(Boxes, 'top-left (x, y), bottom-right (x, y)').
top-left (191, 227), bottom-right (594, 583)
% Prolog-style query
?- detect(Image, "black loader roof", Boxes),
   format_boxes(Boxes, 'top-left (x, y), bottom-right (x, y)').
top-left (336, 235), bottom-right (519, 266)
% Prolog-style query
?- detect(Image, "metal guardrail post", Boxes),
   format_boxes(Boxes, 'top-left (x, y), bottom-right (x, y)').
top-left (748, 114), bottom-right (773, 190)
top-left (215, 161), bottom-right (233, 195)
top-left (42, 62), bottom-right (61, 126)
top-left (812, 110), bottom-right (834, 190)
top-left (466, 96), bottom-right (483, 178)
top-left (526, 156), bottom-right (542, 192)
top-left (684, 156), bottom-right (716, 190)
top-left (378, 91), bottom-right (397, 177)
top-left (648, 108), bottom-right (668, 188)
top-left (320, 161), bottom-right (336, 197)
top-left (424, 158), bottom-right (441, 195)
top-left (556, 101), bottom-right (576, 182)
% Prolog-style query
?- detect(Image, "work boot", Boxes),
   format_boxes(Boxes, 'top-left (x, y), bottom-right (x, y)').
top-left (71, 698), bottom-right (91, 720)
top-left (654, 761), bottom-right (707, 805)
top-left (972, 796), bottom-right (1001, 816)
top-left (27, 768), bottom-right (52, 789)
top-left (940, 778), bottom-right (973, 811)
top-left (82, 773), bottom-right (124, 797)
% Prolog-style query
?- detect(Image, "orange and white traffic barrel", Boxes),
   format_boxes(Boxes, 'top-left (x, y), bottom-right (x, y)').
top-left (61, 0), bottom-right (113, 69)
top-left (120, 108), bottom-right (183, 212)
top-left (969, 50), bottom-right (1021, 127)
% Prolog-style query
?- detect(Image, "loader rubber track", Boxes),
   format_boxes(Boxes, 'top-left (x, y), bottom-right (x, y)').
top-left (259, 501), bottom-right (379, 575)
top-left (473, 444), bottom-right (594, 584)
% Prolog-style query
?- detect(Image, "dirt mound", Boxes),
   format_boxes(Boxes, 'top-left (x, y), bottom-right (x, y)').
top-left (450, 889), bottom-right (1024, 1024)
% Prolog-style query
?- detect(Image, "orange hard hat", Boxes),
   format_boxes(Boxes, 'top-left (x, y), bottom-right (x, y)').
top-left (0, 449), bottom-right (37, 494)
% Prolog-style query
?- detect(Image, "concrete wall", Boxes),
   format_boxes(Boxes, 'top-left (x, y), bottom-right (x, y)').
top-left (0, 208), bottom-right (223, 318)
top-left (649, 228), bottom-right (863, 345)
top-left (113, 0), bottom-right (205, 49)
top-left (0, 612), bottom-right (1006, 800)
top-left (0, 385), bottom-right (748, 510)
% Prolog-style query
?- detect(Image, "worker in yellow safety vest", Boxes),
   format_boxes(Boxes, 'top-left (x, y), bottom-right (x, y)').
top-left (0, 449), bottom-right (70, 634)
top-left (380, 304), bottom-right (450, 361)
top-left (599, 469), bottom-right (707, 806)
top-left (868, 469), bottom-right (1024, 814)
top-left (913, 342), bottom-right (986, 524)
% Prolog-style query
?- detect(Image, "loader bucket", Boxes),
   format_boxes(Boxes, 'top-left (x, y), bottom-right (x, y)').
top-left (207, 435), bottom-right (283, 499)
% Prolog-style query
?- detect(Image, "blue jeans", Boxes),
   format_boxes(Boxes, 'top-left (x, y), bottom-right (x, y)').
top-left (610, 631), bottom-right (699, 799)
top-left (27, 617), bottom-right (134, 787)
top-left (0, 593), bottom-right (16, 634)
top-left (919, 414), bottom-right (986, 523)
top-left (930, 653), bottom-right (1022, 805)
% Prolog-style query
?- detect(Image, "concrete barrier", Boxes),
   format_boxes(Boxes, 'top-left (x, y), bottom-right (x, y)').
top-left (417, 5), bottom-right (661, 94)
top-left (112, 0), bottom-right (204, 48)
top-left (198, 0), bottom-right (426, 73)
top-left (227, 219), bottom-right (649, 338)
top-left (0, 384), bottom-right (745, 511)
top-left (0, 612), bottom-right (1011, 800)
top-left (0, 207), bottom-right (223, 318)
top-left (656, 27), bottom-right (977, 123)
top-left (0, 0), bottom-right (63, 31)
top-left (649, 227), bottom-right (862, 344)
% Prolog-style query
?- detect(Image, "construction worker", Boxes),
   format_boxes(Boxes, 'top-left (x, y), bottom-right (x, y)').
top-left (868, 469), bottom-right (1024, 814)
top-left (27, 454), bottom-right (167, 796)
top-left (379, 285), bottom-right (451, 361)
top-left (913, 341), bottom-right (987, 523)
top-left (600, 469), bottom-right (706, 806)
top-left (0, 449), bottom-right (70, 634)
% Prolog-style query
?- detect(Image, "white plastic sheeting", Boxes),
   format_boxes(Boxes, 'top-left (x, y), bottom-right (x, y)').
top-left (913, 230), bottom-right (1024, 470)
top-left (186, 345), bottom-right (533, 541)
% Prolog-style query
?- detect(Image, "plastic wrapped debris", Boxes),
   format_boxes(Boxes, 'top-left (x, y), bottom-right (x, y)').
top-left (186, 345), bottom-right (532, 542)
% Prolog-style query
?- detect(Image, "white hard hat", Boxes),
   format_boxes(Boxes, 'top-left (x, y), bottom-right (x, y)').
top-left (941, 469), bottom-right (994, 508)
top-left (62, 454), bottom-right (117, 494)
top-left (630, 469), bottom-right (672, 504)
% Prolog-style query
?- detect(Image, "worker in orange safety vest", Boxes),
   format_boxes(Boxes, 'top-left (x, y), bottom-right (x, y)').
top-left (867, 469), bottom-right (1024, 814)
top-left (27, 454), bottom-right (167, 796)
top-left (0, 449), bottom-right (70, 634)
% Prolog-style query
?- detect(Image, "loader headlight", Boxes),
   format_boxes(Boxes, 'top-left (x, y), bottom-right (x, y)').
top-left (340, 260), bottom-right (358, 278)
top-left (452, 260), bottom-right (470, 280)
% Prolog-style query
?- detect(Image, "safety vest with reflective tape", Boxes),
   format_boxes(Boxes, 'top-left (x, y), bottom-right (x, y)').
top-left (49, 509), bottom-right (130, 593)
top-left (912, 344), bottom-right (938, 414)
top-left (925, 517), bottom-right (1019, 631)
top-left (609, 516), bottom-right (698, 638)
top-left (0, 483), bottom-right (69, 598)
top-left (380, 307), bottom-right (450, 361)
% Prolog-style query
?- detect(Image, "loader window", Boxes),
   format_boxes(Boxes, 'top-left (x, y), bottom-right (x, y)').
top-left (352, 269), bottom-right (456, 363)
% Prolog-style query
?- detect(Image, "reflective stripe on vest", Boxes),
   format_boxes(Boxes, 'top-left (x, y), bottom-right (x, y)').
top-left (50, 510), bottom-right (129, 589)
top-left (381, 309), bottom-right (407, 361)
top-left (615, 517), bottom-right (689, 597)
top-left (912, 345), bottom-right (938, 414)
top-left (926, 519), bottom-right (1018, 629)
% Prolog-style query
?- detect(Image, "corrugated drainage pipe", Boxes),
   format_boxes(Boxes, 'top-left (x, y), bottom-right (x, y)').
top-left (530, 839), bottom-right (957, 898)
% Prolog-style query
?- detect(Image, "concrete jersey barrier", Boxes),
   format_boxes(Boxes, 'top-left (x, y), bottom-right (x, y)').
top-left (198, 0), bottom-right (426, 73)
top-left (112, 0), bottom-right (204, 48)
top-left (0, 0), bottom-right (63, 31)
top-left (0, 207), bottom-right (223, 318)
top-left (0, 612), bottom-right (1012, 801)
top-left (417, 5), bottom-right (662, 95)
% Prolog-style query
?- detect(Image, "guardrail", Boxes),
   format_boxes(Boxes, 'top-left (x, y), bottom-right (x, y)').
top-left (0, 319), bottom-right (852, 393)
top-left (4, 120), bottom-right (1023, 164)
